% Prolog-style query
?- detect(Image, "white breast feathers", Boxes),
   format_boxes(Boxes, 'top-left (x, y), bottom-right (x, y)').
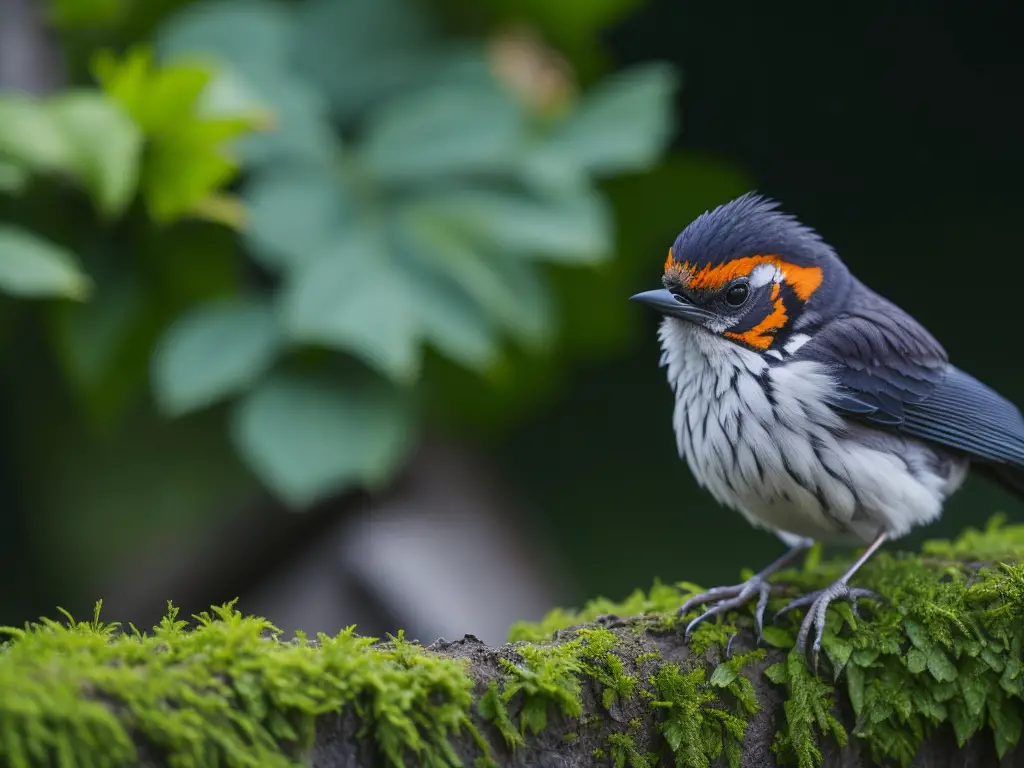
top-left (657, 318), bottom-right (968, 545)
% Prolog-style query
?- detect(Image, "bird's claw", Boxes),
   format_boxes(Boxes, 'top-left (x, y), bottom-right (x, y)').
top-left (678, 576), bottom-right (777, 643)
top-left (776, 582), bottom-right (880, 664)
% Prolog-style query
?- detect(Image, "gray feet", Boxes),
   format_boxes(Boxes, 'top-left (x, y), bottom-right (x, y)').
top-left (776, 581), bottom-right (880, 661)
top-left (678, 576), bottom-right (776, 641)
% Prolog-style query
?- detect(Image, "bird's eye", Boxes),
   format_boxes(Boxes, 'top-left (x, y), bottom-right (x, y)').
top-left (725, 282), bottom-right (749, 307)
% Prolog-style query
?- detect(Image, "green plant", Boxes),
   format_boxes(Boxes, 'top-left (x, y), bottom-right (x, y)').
top-left (141, 0), bottom-right (680, 507)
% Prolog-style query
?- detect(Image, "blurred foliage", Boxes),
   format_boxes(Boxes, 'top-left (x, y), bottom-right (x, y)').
top-left (1, 0), bottom-right (690, 516)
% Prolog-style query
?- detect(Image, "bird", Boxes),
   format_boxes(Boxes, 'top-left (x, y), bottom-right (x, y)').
top-left (629, 192), bottom-right (1024, 661)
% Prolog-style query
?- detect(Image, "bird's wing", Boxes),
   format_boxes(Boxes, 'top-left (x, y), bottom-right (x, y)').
top-left (793, 287), bottom-right (1024, 470)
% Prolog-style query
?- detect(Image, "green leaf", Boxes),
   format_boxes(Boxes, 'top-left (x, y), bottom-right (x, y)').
top-left (845, 662), bottom-right (864, 717)
top-left (989, 697), bottom-right (1023, 757)
top-left (94, 46), bottom-right (262, 224)
top-left (142, 116), bottom-right (249, 223)
top-left (0, 161), bottom-right (28, 193)
top-left (361, 77), bottom-right (526, 182)
top-left (763, 662), bottom-right (789, 685)
top-left (293, 0), bottom-right (440, 120)
top-left (152, 298), bottom-right (282, 416)
top-left (398, 208), bottom-right (554, 348)
top-left (408, 187), bottom-right (612, 263)
top-left (156, 0), bottom-right (295, 74)
top-left (412, 273), bottom-right (498, 372)
top-left (959, 669), bottom-right (988, 717)
top-left (231, 370), bottom-right (413, 507)
top-left (45, 91), bottom-right (142, 217)
top-left (759, 626), bottom-right (794, 649)
top-left (546, 62), bottom-right (677, 175)
top-left (850, 647), bottom-right (879, 667)
top-left (280, 230), bottom-right (421, 383)
top-left (822, 634), bottom-right (853, 679)
top-left (156, 2), bottom-right (336, 167)
top-left (0, 226), bottom-right (90, 299)
top-left (709, 663), bottom-right (738, 688)
top-left (242, 164), bottom-right (350, 272)
top-left (93, 47), bottom-right (210, 132)
top-left (906, 648), bottom-right (928, 674)
top-left (927, 651), bottom-right (958, 683)
top-left (232, 70), bottom-right (336, 166)
top-left (0, 94), bottom-right (73, 172)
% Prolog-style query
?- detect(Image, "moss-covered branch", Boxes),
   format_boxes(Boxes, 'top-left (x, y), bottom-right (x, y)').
top-left (3, 517), bottom-right (1024, 767)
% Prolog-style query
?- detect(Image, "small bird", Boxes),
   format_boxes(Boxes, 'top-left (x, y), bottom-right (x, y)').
top-left (630, 193), bottom-right (1024, 659)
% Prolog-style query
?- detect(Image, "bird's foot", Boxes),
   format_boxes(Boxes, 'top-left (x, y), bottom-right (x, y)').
top-left (678, 575), bottom-right (778, 644)
top-left (776, 581), bottom-right (880, 665)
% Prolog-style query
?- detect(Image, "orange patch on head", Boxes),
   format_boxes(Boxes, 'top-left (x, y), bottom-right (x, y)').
top-left (664, 247), bottom-right (674, 273)
top-left (725, 292), bottom-right (788, 349)
top-left (678, 254), bottom-right (823, 302)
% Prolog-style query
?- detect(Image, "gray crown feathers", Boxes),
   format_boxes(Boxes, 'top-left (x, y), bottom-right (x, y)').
top-left (671, 192), bottom-right (837, 268)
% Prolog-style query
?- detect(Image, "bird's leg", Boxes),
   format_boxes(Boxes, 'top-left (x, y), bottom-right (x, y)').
top-left (776, 531), bottom-right (887, 664)
top-left (679, 538), bottom-right (814, 642)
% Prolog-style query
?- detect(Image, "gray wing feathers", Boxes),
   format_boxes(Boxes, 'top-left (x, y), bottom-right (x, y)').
top-left (902, 367), bottom-right (1024, 467)
top-left (796, 282), bottom-right (1024, 473)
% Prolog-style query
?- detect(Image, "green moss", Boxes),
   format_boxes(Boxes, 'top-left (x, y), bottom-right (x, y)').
top-left (607, 732), bottom-right (656, 768)
top-left (507, 581), bottom-right (685, 643)
top-left (920, 513), bottom-right (1024, 562)
top-left (576, 628), bottom-right (639, 710)
top-left (0, 601), bottom-right (488, 768)
top-left (650, 664), bottom-right (748, 768)
top-left (765, 654), bottom-right (847, 768)
top-left (5, 517), bottom-right (1024, 768)
top-left (477, 682), bottom-right (523, 749)
top-left (482, 626), bottom-right (640, 740)
top-left (494, 637), bottom-right (586, 737)
top-left (510, 516), bottom-right (1024, 768)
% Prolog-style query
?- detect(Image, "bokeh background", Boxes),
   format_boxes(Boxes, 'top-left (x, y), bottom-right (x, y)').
top-left (0, 0), bottom-right (1021, 645)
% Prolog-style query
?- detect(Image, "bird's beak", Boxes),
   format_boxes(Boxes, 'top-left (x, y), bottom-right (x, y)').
top-left (629, 288), bottom-right (712, 323)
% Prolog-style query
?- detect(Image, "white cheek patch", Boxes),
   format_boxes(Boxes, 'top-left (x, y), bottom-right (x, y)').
top-left (749, 263), bottom-right (781, 288)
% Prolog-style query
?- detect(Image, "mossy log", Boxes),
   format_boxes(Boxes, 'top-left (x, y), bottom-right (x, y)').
top-left (3, 518), bottom-right (1024, 768)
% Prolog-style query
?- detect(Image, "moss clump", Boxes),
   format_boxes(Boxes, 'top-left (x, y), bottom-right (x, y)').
top-left (0, 600), bottom-right (488, 767)
top-left (510, 515), bottom-right (1024, 767)
top-left (765, 653), bottom-right (847, 768)
top-left (480, 626), bottom-right (634, 740)
top-left (480, 622), bottom-right (766, 767)
top-left (650, 663), bottom-right (747, 768)
top-left (507, 581), bottom-right (686, 643)
top-left (4, 517), bottom-right (1023, 768)
top-left (606, 732), bottom-right (657, 768)
top-left (766, 518), bottom-right (1024, 767)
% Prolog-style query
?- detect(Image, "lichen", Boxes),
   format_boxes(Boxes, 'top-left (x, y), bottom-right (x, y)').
top-left (0, 600), bottom-right (488, 767)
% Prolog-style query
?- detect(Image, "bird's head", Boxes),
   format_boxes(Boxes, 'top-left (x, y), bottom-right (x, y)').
top-left (630, 193), bottom-right (851, 354)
